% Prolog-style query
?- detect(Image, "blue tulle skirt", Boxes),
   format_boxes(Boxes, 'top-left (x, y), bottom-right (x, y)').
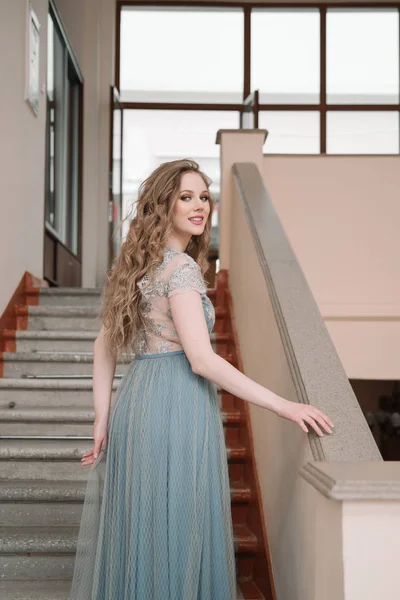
top-left (69, 349), bottom-right (238, 599)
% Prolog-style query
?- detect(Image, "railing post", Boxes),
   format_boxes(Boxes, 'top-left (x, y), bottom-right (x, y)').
top-left (215, 129), bottom-right (267, 272)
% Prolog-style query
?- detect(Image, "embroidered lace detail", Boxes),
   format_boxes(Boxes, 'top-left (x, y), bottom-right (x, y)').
top-left (156, 340), bottom-right (174, 353)
top-left (132, 249), bottom-right (214, 357)
top-left (167, 262), bottom-right (206, 297)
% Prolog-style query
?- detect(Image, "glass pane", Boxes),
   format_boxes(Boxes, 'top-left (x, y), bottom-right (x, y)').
top-left (327, 9), bottom-right (399, 104)
top-left (112, 105), bottom-right (123, 258)
top-left (45, 15), bottom-right (55, 229)
top-left (259, 111), bottom-right (320, 153)
top-left (327, 112), bottom-right (399, 154)
top-left (251, 9), bottom-right (320, 104)
top-left (46, 14), bottom-right (82, 256)
top-left (66, 79), bottom-right (80, 256)
top-left (46, 19), bottom-right (67, 241)
top-left (120, 7), bottom-right (243, 103)
top-left (122, 110), bottom-right (239, 240)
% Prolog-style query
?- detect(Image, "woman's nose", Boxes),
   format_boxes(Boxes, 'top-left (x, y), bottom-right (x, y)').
top-left (194, 197), bottom-right (204, 209)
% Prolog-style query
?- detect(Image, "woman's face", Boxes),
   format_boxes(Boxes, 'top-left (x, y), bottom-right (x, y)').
top-left (171, 172), bottom-right (211, 239)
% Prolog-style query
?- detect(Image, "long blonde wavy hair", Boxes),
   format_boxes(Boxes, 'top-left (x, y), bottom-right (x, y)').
top-left (99, 159), bottom-right (215, 359)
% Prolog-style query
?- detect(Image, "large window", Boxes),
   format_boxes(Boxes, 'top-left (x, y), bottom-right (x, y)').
top-left (118, 4), bottom-right (400, 156)
top-left (120, 7), bottom-right (244, 104)
top-left (252, 9), bottom-right (320, 105)
top-left (327, 9), bottom-right (399, 105)
top-left (122, 110), bottom-right (237, 237)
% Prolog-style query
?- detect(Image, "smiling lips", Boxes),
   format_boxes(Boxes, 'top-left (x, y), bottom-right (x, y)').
top-left (188, 217), bottom-right (204, 225)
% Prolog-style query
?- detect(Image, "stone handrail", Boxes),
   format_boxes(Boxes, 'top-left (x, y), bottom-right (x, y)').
top-left (232, 162), bottom-right (381, 463)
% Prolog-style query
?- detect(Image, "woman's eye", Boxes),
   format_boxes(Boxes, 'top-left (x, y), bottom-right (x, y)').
top-left (180, 195), bottom-right (209, 202)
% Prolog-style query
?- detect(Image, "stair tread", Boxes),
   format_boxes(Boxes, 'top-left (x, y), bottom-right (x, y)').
top-left (0, 407), bottom-right (96, 419)
top-left (0, 405), bottom-right (242, 420)
top-left (17, 304), bottom-right (224, 317)
top-left (0, 580), bottom-right (71, 600)
top-left (0, 522), bottom-right (257, 552)
top-left (37, 287), bottom-right (103, 295)
top-left (0, 478), bottom-right (251, 501)
top-left (0, 378), bottom-right (120, 389)
top-left (17, 305), bottom-right (102, 315)
top-left (11, 330), bottom-right (98, 339)
top-left (1, 351), bottom-right (132, 363)
top-left (1, 329), bottom-right (221, 342)
top-left (0, 438), bottom-right (247, 459)
top-left (0, 578), bottom-right (259, 600)
top-left (0, 479), bottom-right (87, 499)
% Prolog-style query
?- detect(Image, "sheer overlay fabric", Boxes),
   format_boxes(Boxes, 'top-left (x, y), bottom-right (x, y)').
top-left (133, 248), bottom-right (215, 356)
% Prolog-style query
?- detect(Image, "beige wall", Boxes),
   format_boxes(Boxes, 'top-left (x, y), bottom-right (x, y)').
top-left (0, 0), bottom-right (48, 312)
top-left (0, 0), bottom-right (115, 315)
top-left (262, 155), bottom-right (400, 380)
top-left (53, 0), bottom-right (85, 67)
top-left (218, 132), bottom-right (397, 599)
top-left (217, 131), bottom-right (266, 269)
top-left (342, 500), bottom-right (400, 599)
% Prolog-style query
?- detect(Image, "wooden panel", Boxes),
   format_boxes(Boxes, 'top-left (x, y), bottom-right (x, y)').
top-left (55, 244), bottom-right (81, 287)
top-left (216, 268), bottom-right (277, 600)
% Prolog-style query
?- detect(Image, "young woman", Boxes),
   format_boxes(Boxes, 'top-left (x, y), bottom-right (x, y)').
top-left (70, 159), bottom-right (334, 600)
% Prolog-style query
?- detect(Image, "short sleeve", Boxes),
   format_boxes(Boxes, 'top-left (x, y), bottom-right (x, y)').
top-left (167, 259), bottom-right (206, 297)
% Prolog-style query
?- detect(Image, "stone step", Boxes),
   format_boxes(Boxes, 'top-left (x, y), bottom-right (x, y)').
top-left (0, 378), bottom-right (121, 407)
top-left (0, 579), bottom-right (72, 600)
top-left (16, 304), bottom-right (225, 332)
top-left (0, 479), bottom-right (251, 526)
top-left (6, 330), bottom-right (98, 353)
top-left (0, 526), bottom-right (77, 553)
top-left (0, 405), bottom-right (242, 436)
top-left (16, 306), bottom-right (102, 331)
top-left (0, 378), bottom-right (227, 409)
top-left (0, 579), bottom-right (254, 599)
top-left (29, 286), bottom-right (215, 303)
top-left (1, 350), bottom-right (234, 378)
top-left (0, 523), bottom-right (256, 580)
top-left (0, 439), bottom-right (248, 481)
top-left (0, 439), bottom-right (247, 461)
top-left (0, 554), bottom-right (75, 581)
top-left (30, 286), bottom-right (216, 307)
top-left (0, 478), bottom-right (251, 503)
top-left (1, 351), bottom-right (131, 378)
top-left (35, 287), bottom-right (102, 306)
top-left (3, 329), bottom-right (218, 353)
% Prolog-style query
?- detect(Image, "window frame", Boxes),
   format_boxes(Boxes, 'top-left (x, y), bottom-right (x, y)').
top-left (116, 1), bottom-right (400, 155)
top-left (45, 0), bottom-right (84, 260)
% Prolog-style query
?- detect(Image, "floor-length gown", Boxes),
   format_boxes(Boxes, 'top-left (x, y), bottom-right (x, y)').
top-left (69, 248), bottom-right (238, 599)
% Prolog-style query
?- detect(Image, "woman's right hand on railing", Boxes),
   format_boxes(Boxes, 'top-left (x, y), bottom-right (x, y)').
top-left (80, 417), bottom-right (109, 466)
top-left (275, 398), bottom-right (334, 437)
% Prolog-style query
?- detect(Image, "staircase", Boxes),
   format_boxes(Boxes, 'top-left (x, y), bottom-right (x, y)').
top-left (0, 282), bottom-right (275, 599)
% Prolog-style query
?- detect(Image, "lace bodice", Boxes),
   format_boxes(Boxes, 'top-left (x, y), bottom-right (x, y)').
top-left (133, 248), bottom-right (215, 357)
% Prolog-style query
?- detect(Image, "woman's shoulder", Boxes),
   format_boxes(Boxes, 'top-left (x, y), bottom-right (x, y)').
top-left (138, 249), bottom-right (201, 290)
top-left (163, 248), bottom-right (200, 272)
